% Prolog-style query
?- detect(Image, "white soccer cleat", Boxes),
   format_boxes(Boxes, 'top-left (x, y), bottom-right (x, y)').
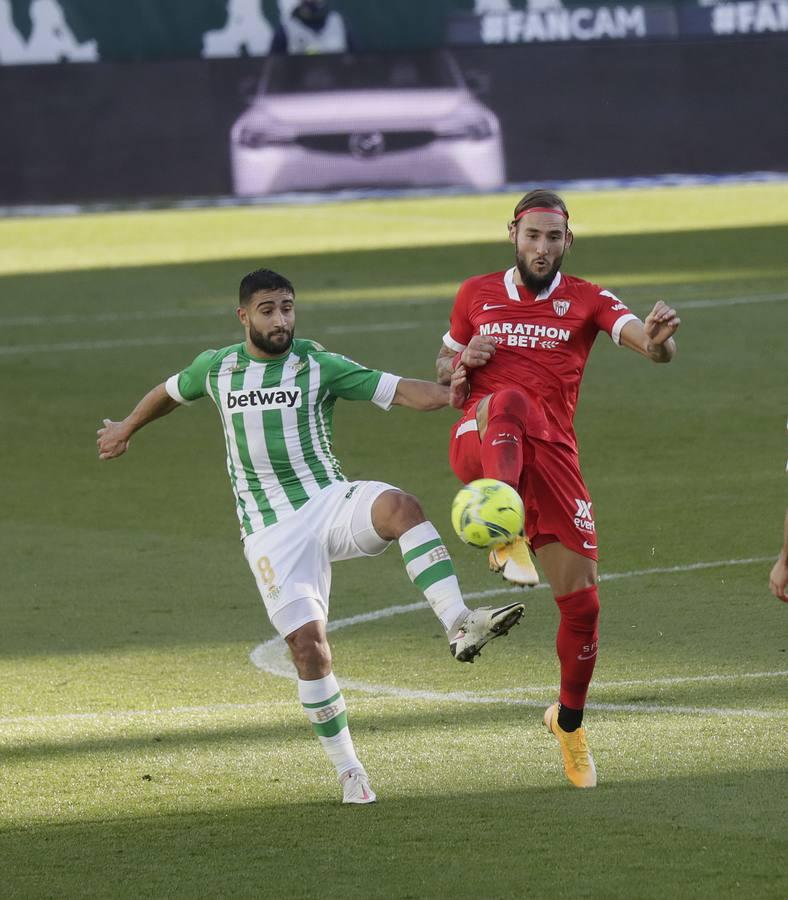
top-left (341, 769), bottom-right (376, 805)
top-left (489, 536), bottom-right (539, 587)
top-left (449, 601), bottom-right (526, 663)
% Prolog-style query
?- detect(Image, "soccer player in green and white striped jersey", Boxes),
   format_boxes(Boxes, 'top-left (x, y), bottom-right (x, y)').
top-left (97, 268), bottom-right (524, 805)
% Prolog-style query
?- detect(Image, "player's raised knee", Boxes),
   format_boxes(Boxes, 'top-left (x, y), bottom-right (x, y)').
top-left (371, 489), bottom-right (425, 540)
top-left (286, 623), bottom-right (332, 678)
top-left (490, 388), bottom-right (530, 422)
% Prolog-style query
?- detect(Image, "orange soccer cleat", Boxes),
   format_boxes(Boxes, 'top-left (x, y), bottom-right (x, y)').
top-left (543, 703), bottom-right (597, 788)
top-left (489, 535), bottom-right (539, 587)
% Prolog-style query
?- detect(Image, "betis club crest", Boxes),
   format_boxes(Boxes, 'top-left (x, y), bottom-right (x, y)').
top-left (553, 299), bottom-right (571, 316)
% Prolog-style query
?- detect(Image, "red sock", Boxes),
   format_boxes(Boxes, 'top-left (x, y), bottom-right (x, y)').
top-left (479, 389), bottom-right (533, 490)
top-left (555, 586), bottom-right (600, 709)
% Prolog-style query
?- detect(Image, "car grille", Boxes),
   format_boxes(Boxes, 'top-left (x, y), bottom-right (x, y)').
top-left (296, 131), bottom-right (435, 154)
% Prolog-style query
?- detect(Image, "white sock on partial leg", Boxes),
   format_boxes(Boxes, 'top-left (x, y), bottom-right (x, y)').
top-left (399, 521), bottom-right (469, 634)
top-left (298, 672), bottom-right (362, 778)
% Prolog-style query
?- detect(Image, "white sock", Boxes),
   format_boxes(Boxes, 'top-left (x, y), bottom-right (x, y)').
top-left (298, 672), bottom-right (362, 779)
top-left (399, 521), bottom-right (469, 634)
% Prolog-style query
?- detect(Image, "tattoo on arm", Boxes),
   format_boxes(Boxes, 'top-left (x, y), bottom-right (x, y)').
top-left (436, 347), bottom-right (455, 385)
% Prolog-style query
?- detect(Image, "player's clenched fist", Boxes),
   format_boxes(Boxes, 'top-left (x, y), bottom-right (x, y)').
top-left (97, 418), bottom-right (130, 460)
top-left (460, 335), bottom-right (497, 368)
top-left (769, 555), bottom-right (788, 602)
top-left (644, 301), bottom-right (680, 345)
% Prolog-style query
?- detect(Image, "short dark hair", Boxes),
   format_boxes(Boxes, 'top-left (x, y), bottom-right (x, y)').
top-left (239, 269), bottom-right (295, 305)
top-left (512, 189), bottom-right (569, 223)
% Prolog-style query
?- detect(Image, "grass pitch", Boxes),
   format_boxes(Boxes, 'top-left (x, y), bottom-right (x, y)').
top-left (1, 183), bottom-right (787, 898)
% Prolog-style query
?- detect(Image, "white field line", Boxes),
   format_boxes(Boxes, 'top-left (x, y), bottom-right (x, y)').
top-left (0, 699), bottom-right (296, 726)
top-left (4, 677), bottom-right (785, 728)
top-left (0, 294), bottom-right (444, 328)
top-left (323, 292), bottom-right (788, 334)
top-left (0, 308), bottom-right (231, 327)
top-left (0, 695), bottom-right (436, 728)
top-left (0, 292), bottom-right (785, 354)
top-left (325, 320), bottom-right (430, 334)
top-left (0, 333), bottom-right (239, 356)
top-left (251, 555), bottom-right (787, 720)
top-left (314, 556), bottom-right (772, 634)
top-left (484, 669), bottom-right (788, 694)
top-left (678, 292), bottom-right (788, 309)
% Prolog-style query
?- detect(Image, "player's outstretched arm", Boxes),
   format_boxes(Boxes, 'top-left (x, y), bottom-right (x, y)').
top-left (768, 509), bottom-right (788, 602)
top-left (619, 301), bottom-right (680, 362)
top-left (97, 383), bottom-right (180, 460)
top-left (392, 373), bottom-right (467, 411)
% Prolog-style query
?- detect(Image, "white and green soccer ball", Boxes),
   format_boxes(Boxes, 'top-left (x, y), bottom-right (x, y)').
top-left (450, 478), bottom-right (525, 549)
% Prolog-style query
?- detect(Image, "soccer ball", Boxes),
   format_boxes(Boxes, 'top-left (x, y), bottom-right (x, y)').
top-left (450, 478), bottom-right (524, 549)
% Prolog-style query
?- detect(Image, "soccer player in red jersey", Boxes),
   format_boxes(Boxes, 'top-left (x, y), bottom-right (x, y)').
top-left (436, 189), bottom-right (680, 787)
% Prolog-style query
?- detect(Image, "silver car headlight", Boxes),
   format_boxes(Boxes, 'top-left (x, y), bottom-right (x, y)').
top-left (436, 118), bottom-right (495, 141)
top-left (236, 127), bottom-right (294, 149)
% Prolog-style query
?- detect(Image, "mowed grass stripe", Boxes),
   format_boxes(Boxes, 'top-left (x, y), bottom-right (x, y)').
top-left (3, 669), bottom-right (785, 728)
top-left (1, 289), bottom-right (787, 330)
top-left (1, 293), bottom-right (786, 354)
top-left (2, 182), bottom-right (787, 275)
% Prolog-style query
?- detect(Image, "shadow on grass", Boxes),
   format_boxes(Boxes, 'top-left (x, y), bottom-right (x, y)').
top-left (1, 771), bottom-right (786, 899)
top-left (2, 696), bottom-right (785, 765)
top-left (0, 702), bottom-right (534, 763)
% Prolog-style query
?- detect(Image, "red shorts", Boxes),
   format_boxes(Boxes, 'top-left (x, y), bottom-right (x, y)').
top-left (449, 400), bottom-right (598, 561)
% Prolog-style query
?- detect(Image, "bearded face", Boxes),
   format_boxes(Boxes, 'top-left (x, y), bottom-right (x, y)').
top-left (248, 319), bottom-right (295, 355)
top-left (510, 211), bottom-right (571, 293)
top-left (515, 249), bottom-right (564, 294)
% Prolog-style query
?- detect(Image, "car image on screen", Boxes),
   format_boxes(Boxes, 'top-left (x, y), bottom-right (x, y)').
top-left (230, 51), bottom-right (505, 196)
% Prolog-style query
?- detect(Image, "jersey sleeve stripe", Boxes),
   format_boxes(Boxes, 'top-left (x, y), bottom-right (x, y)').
top-left (611, 313), bottom-right (639, 346)
top-left (371, 373), bottom-right (401, 411)
top-left (164, 373), bottom-right (192, 406)
top-left (442, 331), bottom-right (466, 352)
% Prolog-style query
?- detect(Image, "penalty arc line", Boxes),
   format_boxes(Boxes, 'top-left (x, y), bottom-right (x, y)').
top-left (250, 555), bottom-right (788, 720)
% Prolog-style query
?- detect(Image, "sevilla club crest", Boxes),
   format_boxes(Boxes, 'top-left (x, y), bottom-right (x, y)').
top-left (553, 300), bottom-right (570, 316)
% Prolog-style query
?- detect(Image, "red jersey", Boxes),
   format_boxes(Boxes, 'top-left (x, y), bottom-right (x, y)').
top-left (443, 268), bottom-right (638, 450)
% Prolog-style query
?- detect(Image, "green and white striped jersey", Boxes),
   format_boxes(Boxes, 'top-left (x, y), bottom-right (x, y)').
top-left (165, 339), bottom-right (401, 538)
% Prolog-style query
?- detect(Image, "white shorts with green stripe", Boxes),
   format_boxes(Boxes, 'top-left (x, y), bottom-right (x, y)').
top-left (243, 480), bottom-right (395, 638)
